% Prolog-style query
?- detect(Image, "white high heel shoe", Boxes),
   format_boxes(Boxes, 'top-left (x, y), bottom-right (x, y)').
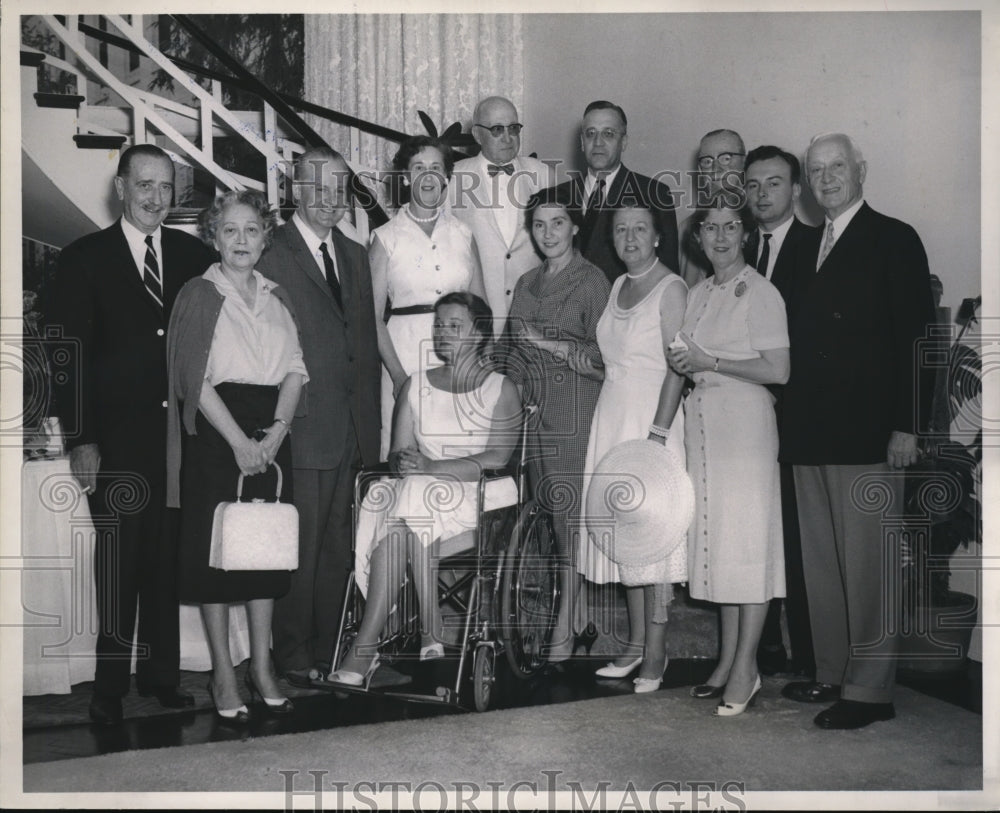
top-left (594, 655), bottom-right (643, 679)
top-left (715, 675), bottom-right (762, 717)
top-left (327, 654), bottom-right (380, 687)
top-left (633, 659), bottom-right (669, 694)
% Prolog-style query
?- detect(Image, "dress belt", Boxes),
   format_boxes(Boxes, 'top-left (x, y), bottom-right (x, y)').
top-left (389, 304), bottom-right (437, 317)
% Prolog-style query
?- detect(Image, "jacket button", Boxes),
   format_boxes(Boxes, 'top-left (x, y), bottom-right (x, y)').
top-left (161, 400), bottom-right (168, 408)
top-left (506, 253), bottom-right (511, 260)
top-left (832, 312), bottom-right (842, 319)
top-left (157, 328), bottom-right (165, 337)
top-left (506, 289), bottom-right (512, 296)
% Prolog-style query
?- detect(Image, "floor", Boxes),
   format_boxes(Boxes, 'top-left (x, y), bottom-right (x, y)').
top-left (22, 656), bottom-right (981, 765)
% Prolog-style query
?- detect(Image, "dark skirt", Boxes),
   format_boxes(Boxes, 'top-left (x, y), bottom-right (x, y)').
top-left (178, 382), bottom-right (293, 604)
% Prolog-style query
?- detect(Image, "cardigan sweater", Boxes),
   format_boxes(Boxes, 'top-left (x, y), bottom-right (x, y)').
top-left (165, 276), bottom-right (304, 507)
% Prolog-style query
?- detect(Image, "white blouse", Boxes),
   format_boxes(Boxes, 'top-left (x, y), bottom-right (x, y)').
top-left (203, 264), bottom-right (309, 387)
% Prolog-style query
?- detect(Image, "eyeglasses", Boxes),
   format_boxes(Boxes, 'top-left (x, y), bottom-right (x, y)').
top-left (582, 128), bottom-right (624, 142)
top-left (473, 123), bottom-right (523, 138)
top-left (697, 152), bottom-right (745, 170)
top-left (699, 221), bottom-right (743, 236)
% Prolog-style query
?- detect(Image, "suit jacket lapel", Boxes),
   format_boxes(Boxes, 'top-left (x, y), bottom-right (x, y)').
top-left (110, 223), bottom-right (164, 321)
top-left (285, 221), bottom-right (340, 309)
top-left (820, 203), bottom-right (872, 272)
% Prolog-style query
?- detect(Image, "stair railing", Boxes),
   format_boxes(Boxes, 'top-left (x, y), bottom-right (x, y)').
top-left (31, 14), bottom-right (384, 242)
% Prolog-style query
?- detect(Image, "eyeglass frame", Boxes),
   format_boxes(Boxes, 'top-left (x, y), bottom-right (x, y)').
top-left (582, 127), bottom-right (625, 142)
top-left (698, 220), bottom-right (743, 236)
top-left (696, 151), bottom-right (746, 170)
top-left (473, 123), bottom-right (524, 138)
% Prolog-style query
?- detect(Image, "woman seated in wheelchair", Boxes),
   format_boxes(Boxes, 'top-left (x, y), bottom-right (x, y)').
top-left (329, 291), bottom-right (522, 686)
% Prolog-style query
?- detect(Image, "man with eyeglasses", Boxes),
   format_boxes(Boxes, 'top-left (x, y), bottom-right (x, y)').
top-left (742, 145), bottom-right (816, 683)
top-left (546, 100), bottom-right (678, 283)
top-left (680, 128), bottom-right (747, 288)
top-left (256, 146), bottom-right (381, 687)
top-left (449, 96), bottom-right (555, 332)
top-left (779, 132), bottom-right (935, 729)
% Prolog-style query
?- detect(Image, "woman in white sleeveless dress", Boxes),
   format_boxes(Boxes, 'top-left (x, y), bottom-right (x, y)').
top-left (329, 293), bottom-right (520, 686)
top-left (578, 204), bottom-right (689, 693)
top-left (370, 136), bottom-right (487, 457)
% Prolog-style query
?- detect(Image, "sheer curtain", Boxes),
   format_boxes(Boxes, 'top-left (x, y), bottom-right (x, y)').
top-left (304, 14), bottom-right (523, 210)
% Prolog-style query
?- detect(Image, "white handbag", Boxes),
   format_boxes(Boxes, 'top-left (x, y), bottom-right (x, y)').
top-left (209, 462), bottom-right (299, 571)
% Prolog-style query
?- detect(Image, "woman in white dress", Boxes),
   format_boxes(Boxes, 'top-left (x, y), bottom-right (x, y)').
top-left (370, 136), bottom-right (487, 457)
top-left (668, 195), bottom-right (789, 716)
top-left (329, 293), bottom-right (521, 686)
top-left (578, 203), bottom-right (689, 693)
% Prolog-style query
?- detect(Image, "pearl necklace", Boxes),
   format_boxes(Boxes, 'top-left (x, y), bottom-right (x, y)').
top-left (626, 256), bottom-right (659, 280)
top-left (406, 205), bottom-right (440, 224)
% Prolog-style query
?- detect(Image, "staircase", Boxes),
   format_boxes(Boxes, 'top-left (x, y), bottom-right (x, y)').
top-left (20, 14), bottom-right (381, 249)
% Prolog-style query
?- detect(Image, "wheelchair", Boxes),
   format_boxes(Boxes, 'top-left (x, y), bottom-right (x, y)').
top-left (313, 406), bottom-right (562, 712)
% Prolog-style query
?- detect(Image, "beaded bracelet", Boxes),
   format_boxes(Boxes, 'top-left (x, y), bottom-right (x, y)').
top-left (648, 424), bottom-right (671, 440)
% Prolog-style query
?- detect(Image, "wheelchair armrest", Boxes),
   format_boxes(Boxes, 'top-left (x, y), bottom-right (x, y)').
top-left (359, 462), bottom-right (399, 477)
top-left (481, 465), bottom-right (516, 481)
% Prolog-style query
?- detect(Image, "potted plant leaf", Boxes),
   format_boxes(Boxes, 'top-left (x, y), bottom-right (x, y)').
top-left (898, 296), bottom-right (982, 675)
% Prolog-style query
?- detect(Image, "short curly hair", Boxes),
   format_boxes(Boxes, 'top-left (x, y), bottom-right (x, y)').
top-left (197, 189), bottom-right (278, 249)
top-left (686, 189), bottom-right (756, 270)
top-left (391, 135), bottom-right (454, 179)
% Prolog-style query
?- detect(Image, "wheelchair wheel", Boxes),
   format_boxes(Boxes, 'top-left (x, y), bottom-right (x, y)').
top-left (500, 500), bottom-right (560, 678)
top-left (472, 644), bottom-right (495, 712)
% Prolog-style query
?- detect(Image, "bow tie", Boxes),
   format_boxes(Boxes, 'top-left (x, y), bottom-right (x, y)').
top-left (487, 163), bottom-right (514, 177)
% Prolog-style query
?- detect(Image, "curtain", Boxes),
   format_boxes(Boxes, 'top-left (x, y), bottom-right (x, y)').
top-left (304, 14), bottom-right (523, 211)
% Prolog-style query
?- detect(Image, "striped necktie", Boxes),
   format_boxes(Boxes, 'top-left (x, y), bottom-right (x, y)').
top-left (816, 221), bottom-right (836, 270)
top-left (143, 235), bottom-right (164, 310)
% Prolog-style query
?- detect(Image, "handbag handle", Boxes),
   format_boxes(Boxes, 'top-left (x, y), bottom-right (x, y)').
top-left (236, 461), bottom-right (284, 502)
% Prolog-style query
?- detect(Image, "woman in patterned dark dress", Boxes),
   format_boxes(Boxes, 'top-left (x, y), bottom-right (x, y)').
top-left (498, 189), bottom-right (611, 662)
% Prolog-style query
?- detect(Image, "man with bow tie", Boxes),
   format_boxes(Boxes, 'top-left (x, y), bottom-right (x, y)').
top-left (449, 96), bottom-right (555, 332)
top-left (48, 144), bottom-right (213, 725)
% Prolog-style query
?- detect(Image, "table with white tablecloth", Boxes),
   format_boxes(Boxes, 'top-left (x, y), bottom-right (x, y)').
top-left (20, 457), bottom-right (251, 696)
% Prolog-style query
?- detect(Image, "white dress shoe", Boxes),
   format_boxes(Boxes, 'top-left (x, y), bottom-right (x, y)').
top-left (594, 656), bottom-right (643, 679)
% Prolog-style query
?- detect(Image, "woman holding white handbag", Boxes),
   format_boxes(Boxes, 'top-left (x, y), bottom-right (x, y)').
top-left (166, 190), bottom-right (307, 724)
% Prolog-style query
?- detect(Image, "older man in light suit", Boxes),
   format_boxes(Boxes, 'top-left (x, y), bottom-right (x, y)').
top-left (449, 96), bottom-right (554, 332)
top-left (257, 147), bottom-right (381, 685)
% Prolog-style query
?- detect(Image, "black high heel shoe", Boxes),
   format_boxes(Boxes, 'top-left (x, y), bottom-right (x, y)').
top-left (573, 622), bottom-right (598, 656)
top-left (207, 680), bottom-right (249, 725)
top-left (244, 671), bottom-right (294, 715)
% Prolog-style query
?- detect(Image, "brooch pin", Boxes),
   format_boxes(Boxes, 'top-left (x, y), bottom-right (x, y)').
top-left (735, 281), bottom-right (747, 298)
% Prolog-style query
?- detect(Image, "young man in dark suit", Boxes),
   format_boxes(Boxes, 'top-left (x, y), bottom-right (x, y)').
top-left (780, 133), bottom-right (935, 729)
top-left (256, 147), bottom-right (381, 685)
top-left (49, 144), bottom-right (213, 725)
top-left (742, 145), bottom-right (816, 681)
top-left (547, 100), bottom-right (678, 281)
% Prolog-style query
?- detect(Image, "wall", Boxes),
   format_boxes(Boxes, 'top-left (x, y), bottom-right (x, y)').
top-left (522, 11), bottom-right (981, 310)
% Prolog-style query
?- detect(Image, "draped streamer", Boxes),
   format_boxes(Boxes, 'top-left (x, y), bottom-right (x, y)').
top-left (305, 14), bottom-right (523, 211)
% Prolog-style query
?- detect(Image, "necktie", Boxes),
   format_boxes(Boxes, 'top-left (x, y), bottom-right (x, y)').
top-left (756, 233), bottom-right (772, 277)
top-left (487, 163), bottom-right (514, 177)
top-left (319, 243), bottom-right (343, 308)
top-left (586, 178), bottom-right (606, 214)
top-left (143, 235), bottom-right (163, 311)
top-left (816, 221), bottom-right (836, 270)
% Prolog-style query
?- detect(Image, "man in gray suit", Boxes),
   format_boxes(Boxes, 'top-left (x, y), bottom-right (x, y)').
top-left (449, 96), bottom-right (554, 332)
top-left (257, 147), bottom-right (381, 684)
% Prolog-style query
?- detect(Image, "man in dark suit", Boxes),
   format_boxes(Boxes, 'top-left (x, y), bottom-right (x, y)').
top-left (547, 100), bottom-right (678, 281)
top-left (49, 144), bottom-right (212, 725)
top-left (780, 133), bottom-right (935, 729)
top-left (256, 147), bottom-right (381, 685)
top-left (743, 145), bottom-right (815, 680)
